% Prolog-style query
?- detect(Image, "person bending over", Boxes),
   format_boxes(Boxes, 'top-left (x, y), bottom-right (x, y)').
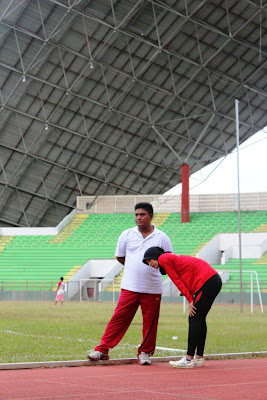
top-left (143, 247), bottom-right (222, 368)
top-left (88, 203), bottom-right (173, 365)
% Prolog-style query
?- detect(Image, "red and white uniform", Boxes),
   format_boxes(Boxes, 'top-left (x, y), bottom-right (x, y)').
top-left (55, 281), bottom-right (65, 301)
top-left (95, 226), bottom-right (173, 356)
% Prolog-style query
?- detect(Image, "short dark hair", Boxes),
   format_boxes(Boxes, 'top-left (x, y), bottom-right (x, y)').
top-left (135, 202), bottom-right (153, 215)
top-left (60, 277), bottom-right (64, 281)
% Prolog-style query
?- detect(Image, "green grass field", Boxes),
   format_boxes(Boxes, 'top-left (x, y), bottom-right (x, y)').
top-left (0, 302), bottom-right (266, 364)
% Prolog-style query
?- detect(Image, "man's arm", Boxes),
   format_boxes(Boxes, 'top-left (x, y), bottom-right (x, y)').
top-left (116, 256), bottom-right (125, 265)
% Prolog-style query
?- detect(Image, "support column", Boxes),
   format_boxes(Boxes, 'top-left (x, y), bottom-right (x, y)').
top-left (181, 163), bottom-right (190, 223)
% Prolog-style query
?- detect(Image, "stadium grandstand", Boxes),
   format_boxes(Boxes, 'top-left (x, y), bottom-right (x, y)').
top-left (0, 194), bottom-right (266, 306)
top-left (0, 1), bottom-right (266, 308)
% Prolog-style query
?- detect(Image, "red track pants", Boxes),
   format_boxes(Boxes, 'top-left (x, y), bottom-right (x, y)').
top-left (95, 289), bottom-right (161, 356)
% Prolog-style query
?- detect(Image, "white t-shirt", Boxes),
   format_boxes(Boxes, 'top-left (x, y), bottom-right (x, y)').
top-left (115, 226), bottom-right (173, 294)
top-left (57, 282), bottom-right (65, 295)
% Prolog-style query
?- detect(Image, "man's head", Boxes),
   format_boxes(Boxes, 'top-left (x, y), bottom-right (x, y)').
top-left (135, 202), bottom-right (153, 215)
top-left (60, 277), bottom-right (64, 281)
top-left (134, 202), bottom-right (153, 231)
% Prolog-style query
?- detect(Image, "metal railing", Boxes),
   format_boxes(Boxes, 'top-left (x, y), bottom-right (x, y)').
top-left (0, 281), bottom-right (58, 291)
top-left (0, 279), bottom-right (266, 313)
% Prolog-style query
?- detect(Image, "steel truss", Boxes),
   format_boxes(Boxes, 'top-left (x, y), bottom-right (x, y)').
top-left (0, 0), bottom-right (266, 226)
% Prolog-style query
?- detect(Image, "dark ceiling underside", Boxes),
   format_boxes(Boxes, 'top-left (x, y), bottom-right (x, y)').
top-left (0, 0), bottom-right (266, 227)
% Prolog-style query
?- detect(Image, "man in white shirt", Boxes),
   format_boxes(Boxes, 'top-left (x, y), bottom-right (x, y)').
top-left (88, 202), bottom-right (173, 365)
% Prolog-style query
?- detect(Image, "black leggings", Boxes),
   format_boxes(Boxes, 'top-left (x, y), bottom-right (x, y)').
top-left (187, 274), bottom-right (222, 357)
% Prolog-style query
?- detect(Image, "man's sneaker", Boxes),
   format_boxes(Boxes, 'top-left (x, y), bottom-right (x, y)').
top-left (194, 356), bottom-right (205, 367)
top-left (138, 352), bottom-right (151, 365)
top-left (169, 357), bottom-right (194, 369)
top-left (88, 351), bottom-right (109, 361)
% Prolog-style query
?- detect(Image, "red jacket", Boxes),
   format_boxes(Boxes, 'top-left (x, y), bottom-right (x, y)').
top-left (158, 253), bottom-right (217, 303)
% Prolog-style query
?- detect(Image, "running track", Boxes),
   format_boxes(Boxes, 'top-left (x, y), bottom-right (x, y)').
top-left (0, 358), bottom-right (267, 400)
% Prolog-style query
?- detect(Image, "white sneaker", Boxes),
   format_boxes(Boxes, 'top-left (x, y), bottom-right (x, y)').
top-left (194, 356), bottom-right (205, 367)
top-left (88, 350), bottom-right (109, 361)
top-left (138, 352), bottom-right (151, 365)
top-left (169, 357), bottom-right (194, 368)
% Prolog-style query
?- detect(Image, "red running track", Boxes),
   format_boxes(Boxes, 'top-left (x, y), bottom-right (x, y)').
top-left (0, 358), bottom-right (267, 400)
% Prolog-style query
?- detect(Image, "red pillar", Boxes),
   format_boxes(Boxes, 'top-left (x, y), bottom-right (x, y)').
top-left (181, 163), bottom-right (190, 223)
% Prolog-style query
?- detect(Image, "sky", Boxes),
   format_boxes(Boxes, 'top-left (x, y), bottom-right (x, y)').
top-left (164, 127), bottom-right (267, 196)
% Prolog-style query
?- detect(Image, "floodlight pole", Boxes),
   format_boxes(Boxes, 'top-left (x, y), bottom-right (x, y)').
top-left (235, 99), bottom-right (243, 314)
top-left (181, 163), bottom-right (190, 223)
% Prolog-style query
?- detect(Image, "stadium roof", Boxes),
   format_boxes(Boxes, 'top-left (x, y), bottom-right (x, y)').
top-left (0, 0), bottom-right (266, 227)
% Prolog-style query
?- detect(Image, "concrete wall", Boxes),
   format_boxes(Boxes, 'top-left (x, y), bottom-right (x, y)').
top-left (77, 193), bottom-right (267, 214)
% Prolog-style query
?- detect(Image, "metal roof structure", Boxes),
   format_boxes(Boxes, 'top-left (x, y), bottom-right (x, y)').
top-left (0, 0), bottom-right (266, 227)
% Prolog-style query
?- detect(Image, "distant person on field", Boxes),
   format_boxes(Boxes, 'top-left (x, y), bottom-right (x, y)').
top-left (55, 277), bottom-right (65, 306)
top-left (88, 202), bottom-right (173, 365)
top-left (142, 247), bottom-right (222, 368)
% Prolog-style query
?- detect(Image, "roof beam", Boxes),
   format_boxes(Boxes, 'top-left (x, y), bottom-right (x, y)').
top-left (0, 81), bottom-right (226, 161)
top-left (0, 141), bottom-right (142, 194)
top-left (1, 17), bottom-right (266, 115)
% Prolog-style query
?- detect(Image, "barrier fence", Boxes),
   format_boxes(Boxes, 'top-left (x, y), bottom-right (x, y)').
top-left (0, 279), bottom-right (266, 312)
top-left (0, 281), bottom-right (58, 291)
